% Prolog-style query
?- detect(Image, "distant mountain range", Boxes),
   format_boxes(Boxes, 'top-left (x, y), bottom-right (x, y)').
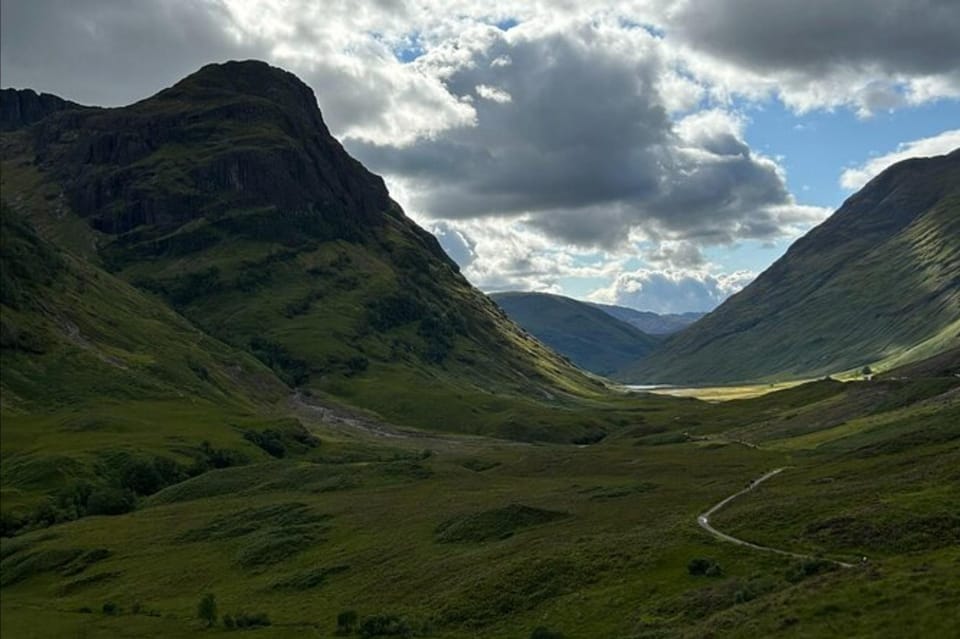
top-left (490, 292), bottom-right (661, 375)
top-left (624, 150), bottom-right (960, 384)
top-left (589, 304), bottom-right (704, 335)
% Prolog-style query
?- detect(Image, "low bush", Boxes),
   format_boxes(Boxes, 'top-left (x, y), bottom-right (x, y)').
top-left (336, 609), bottom-right (358, 635)
top-left (358, 614), bottom-right (411, 638)
top-left (687, 557), bottom-right (722, 577)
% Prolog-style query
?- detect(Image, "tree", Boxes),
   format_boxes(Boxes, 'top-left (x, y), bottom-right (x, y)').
top-left (861, 365), bottom-right (873, 379)
top-left (197, 593), bottom-right (218, 628)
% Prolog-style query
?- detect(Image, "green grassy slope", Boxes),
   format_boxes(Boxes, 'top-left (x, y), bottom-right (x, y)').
top-left (0, 61), bottom-right (630, 442)
top-left (491, 292), bottom-right (660, 375)
top-left (1, 352), bottom-right (956, 638)
top-left (0, 203), bottom-right (293, 525)
top-left (624, 150), bottom-right (960, 384)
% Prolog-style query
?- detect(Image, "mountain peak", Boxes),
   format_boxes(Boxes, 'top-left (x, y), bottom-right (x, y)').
top-left (154, 60), bottom-right (324, 122)
top-left (26, 61), bottom-right (390, 236)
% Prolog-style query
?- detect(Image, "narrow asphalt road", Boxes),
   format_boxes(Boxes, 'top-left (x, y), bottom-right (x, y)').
top-left (697, 467), bottom-right (854, 568)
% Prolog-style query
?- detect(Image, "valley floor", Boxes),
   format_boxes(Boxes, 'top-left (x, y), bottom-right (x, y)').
top-left (2, 372), bottom-right (959, 639)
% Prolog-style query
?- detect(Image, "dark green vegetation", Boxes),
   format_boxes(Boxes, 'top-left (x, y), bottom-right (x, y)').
top-left (626, 150), bottom-right (960, 384)
top-left (1, 351), bottom-right (957, 638)
top-left (491, 292), bottom-right (660, 375)
top-left (2, 61), bottom-right (958, 638)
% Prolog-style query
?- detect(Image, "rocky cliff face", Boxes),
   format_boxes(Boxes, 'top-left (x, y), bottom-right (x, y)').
top-left (0, 88), bottom-right (84, 131)
top-left (23, 61), bottom-right (391, 238)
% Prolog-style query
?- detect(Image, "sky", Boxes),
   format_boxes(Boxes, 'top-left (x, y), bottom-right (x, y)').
top-left (2, 1), bottom-right (958, 313)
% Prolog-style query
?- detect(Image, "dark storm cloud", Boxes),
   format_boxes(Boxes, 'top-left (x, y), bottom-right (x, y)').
top-left (351, 24), bottom-right (817, 248)
top-left (670, 0), bottom-right (960, 77)
top-left (0, 0), bottom-right (262, 106)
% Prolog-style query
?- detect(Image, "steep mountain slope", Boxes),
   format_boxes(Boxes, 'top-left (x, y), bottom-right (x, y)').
top-left (491, 292), bottom-right (659, 375)
top-left (0, 60), bottom-right (619, 442)
top-left (590, 303), bottom-right (704, 335)
top-left (624, 150), bottom-right (960, 384)
top-left (0, 203), bottom-right (292, 520)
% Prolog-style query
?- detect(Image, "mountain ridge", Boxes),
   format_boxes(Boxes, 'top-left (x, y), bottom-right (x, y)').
top-left (589, 303), bottom-right (704, 335)
top-left (623, 149), bottom-right (960, 384)
top-left (490, 291), bottom-right (660, 375)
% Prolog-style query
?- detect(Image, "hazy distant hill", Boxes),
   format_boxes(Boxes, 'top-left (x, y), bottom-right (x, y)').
top-left (590, 303), bottom-right (704, 335)
top-left (623, 150), bottom-right (960, 384)
top-left (491, 292), bottom-right (660, 375)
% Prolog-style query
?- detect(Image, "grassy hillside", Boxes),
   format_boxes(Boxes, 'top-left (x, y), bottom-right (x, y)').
top-left (491, 292), bottom-right (660, 375)
top-left (624, 150), bottom-right (960, 384)
top-left (1, 350), bottom-right (956, 638)
top-left (0, 61), bottom-right (640, 443)
top-left (0, 203), bottom-right (294, 528)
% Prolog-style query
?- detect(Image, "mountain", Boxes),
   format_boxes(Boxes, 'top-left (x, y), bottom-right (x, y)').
top-left (623, 150), bottom-right (960, 384)
top-left (0, 201), bottom-right (296, 517)
top-left (490, 292), bottom-right (660, 375)
top-left (590, 303), bottom-right (704, 335)
top-left (0, 88), bottom-right (84, 131)
top-left (0, 60), bottom-right (631, 443)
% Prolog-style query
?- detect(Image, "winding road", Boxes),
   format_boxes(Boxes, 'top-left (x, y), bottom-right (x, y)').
top-left (697, 467), bottom-right (854, 568)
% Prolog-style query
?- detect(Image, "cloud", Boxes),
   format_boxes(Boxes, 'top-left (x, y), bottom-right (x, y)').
top-left (0, 0), bottom-right (477, 146)
top-left (667, 0), bottom-right (960, 115)
top-left (2, 1), bottom-right (947, 313)
top-left (351, 21), bottom-right (823, 252)
top-left (429, 218), bottom-right (628, 293)
top-left (840, 129), bottom-right (960, 190)
top-left (0, 0), bottom-right (258, 106)
top-left (589, 268), bottom-right (756, 314)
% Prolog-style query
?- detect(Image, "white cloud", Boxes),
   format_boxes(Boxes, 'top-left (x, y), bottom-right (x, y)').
top-left (475, 84), bottom-right (512, 103)
top-left (589, 268), bottom-right (757, 314)
top-left (2, 0), bottom-right (954, 313)
top-left (840, 129), bottom-right (960, 190)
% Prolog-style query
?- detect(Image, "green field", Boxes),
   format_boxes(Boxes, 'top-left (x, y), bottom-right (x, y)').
top-left (3, 364), bottom-right (958, 638)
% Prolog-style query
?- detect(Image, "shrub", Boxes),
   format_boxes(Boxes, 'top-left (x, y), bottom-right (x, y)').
top-left (232, 611), bottom-right (271, 628)
top-left (223, 614), bottom-right (235, 629)
top-left (358, 614), bottom-right (411, 638)
top-left (367, 294), bottom-right (426, 331)
top-left (193, 441), bottom-right (247, 471)
top-left (687, 557), bottom-right (722, 577)
top-left (197, 593), bottom-right (217, 627)
top-left (243, 429), bottom-right (287, 458)
top-left (102, 601), bottom-right (118, 615)
top-left (122, 459), bottom-right (164, 496)
top-left (86, 487), bottom-right (136, 516)
top-left (336, 609), bottom-right (358, 635)
top-left (249, 336), bottom-right (310, 386)
top-left (531, 628), bottom-right (566, 639)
